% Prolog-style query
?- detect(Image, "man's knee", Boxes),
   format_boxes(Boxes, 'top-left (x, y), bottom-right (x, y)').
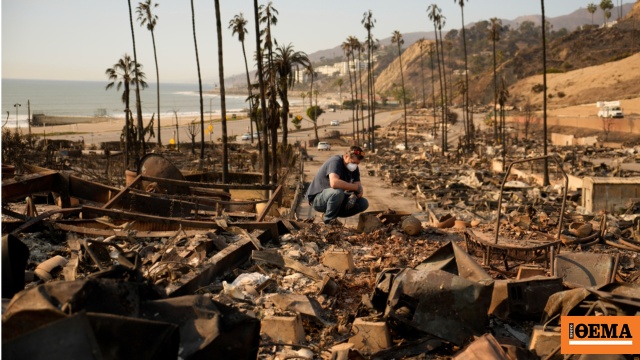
top-left (357, 197), bottom-right (369, 212)
top-left (325, 188), bottom-right (346, 201)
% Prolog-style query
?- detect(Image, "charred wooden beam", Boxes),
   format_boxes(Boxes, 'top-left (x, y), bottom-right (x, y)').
top-left (257, 185), bottom-right (283, 222)
top-left (102, 175), bottom-right (143, 209)
top-left (169, 237), bottom-right (257, 297)
top-left (142, 175), bottom-right (276, 191)
top-left (80, 206), bottom-right (281, 239)
top-left (2, 170), bottom-right (59, 203)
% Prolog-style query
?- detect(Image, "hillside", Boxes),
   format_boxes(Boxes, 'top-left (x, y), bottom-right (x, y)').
top-left (370, 1), bottom-right (640, 109)
top-left (508, 52), bottom-right (640, 109)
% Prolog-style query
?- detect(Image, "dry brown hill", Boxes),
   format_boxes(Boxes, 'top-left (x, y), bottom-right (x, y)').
top-left (508, 52), bottom-right (640, 110)
top-left (375, 40), bottom-right (435, 100)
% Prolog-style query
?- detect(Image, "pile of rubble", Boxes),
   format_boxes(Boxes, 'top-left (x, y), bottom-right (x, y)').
top-left (3, 139), bottom-right (640, 359)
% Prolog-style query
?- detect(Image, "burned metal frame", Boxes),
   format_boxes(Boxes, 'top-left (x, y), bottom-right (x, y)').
top-left (465, 155), bottom-right (568, 271)
top-left (495, 155), bottom-right (568, 244)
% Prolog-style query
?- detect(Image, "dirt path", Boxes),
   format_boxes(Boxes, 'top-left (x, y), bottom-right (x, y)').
top-left (296, 144), bottom-right (418, 227)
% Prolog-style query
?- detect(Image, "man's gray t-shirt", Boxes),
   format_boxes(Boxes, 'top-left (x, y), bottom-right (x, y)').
top-left (306, 155), bottom-right (360, 202)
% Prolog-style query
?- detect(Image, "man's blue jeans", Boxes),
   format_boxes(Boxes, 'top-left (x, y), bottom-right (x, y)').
top-left (312, 188), bottom-right (369, 223)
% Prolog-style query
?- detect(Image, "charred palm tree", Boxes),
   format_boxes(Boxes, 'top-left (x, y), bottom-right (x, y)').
top-left (259, 1), bottom-right (279, 184)
top-left (189, 0), bottom-right (205, 160)
top-left (541, 0), bottom-right (549, 185)
top-left (352, 38), bottom-right (367, 146)
top-left (253, 0), bottom-right (269, 185)
top-left (429, 43), bottom-right (438, 137)
top-left (455, 0), bottom-right (472, 148)
top-left (335, 78), bottom-right (343, 109)
top-left (214, 0), bottom-right (228, 181)
top-left (306, 69), bottom-right (320, 142)
top-left (489, 17), bottom-right (502, 143)
top-left (428, 4), bottom-right (447, 154)
top-left (127, 0), bottom-right (145, 156)
top-left (437, 13), bottom-right (449, 151)
top-left (136, 0), bottom-right (161, 147)
top-left (498, 77), bottom-right (509, 167)
top-left (362, 10), bottom-right (376, 151)
top-left (342, 38), bottom-right (358, 143)
top-left (418, 38), bottom-right (428, 108)
top-left (391, 30), bottom-right (408, 151)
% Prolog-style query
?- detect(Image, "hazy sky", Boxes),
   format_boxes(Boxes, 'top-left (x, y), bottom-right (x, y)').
top-left (2, 0), bottom-right (603, 85)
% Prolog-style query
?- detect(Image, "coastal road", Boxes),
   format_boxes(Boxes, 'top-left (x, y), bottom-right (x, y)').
top-left (37, 107), bottom-right (402, 149)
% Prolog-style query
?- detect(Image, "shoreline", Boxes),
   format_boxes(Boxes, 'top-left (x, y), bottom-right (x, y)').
top-left (24, 104), bottom-right (310, 138)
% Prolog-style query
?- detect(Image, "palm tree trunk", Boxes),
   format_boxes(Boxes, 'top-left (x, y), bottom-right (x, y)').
top-left (420, 44), bottom-right (425, 108)
top-left (151, 30), bottom-right (162, 147)
top-left (266, 31), bottom-right (278, 184)
top-left (430, 48), bottom-right (437, 138)
top-left (346, 54), bottom-right (356, 143)
top-left (492, 37), bottom-right (498, 143)
top-left (281, 91), bottom-right (288, 149)
top-left (241, 41), bottom-right (256, 145)
top-left (398, 44), bottom-right (408, 151)
top-left (461, 7), bottom-right (472, 149)
top-left (253, 0), bottom-right (269, 185)
top-left (367, 37), bottom-right (376, 152)
top-left (281, 81), bottom-right (290, 149)
top-left (433, 24), bottom-right (446, 155)
top-left (371, 55), bottom-right (377, 151)
top-left (125, 84), bottom-right (131, 169)
top-left (542, 0), bottom-right (549, 185)
top-left (150, 30), bottom-right (161, 147)
top-left (438, 27), bottom-right (449, 152)
top-left (357, 50), bottom-right (367, 147)
top-left (127, 0), bottom-right (145, 159)
top-left (351, 54), bottom-right (360, 144)
top-left (214, 0), bottom-right (228, 182)
top-left (190, 0), bottom-right (205, 162)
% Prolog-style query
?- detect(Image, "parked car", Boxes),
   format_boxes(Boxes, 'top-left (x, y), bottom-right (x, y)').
top-left (241, 133), bottom-right (251, 141)
top-left (317, 142), bottom-right (331, 151)
top-left (330, 120), bottom-right (340, 126)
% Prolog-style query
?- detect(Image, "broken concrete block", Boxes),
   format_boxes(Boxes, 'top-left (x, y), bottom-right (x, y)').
top-left (516, 265), bottom-right (546, 280)
top-left (260, 315), bottom-right (305, 345)
top-left (348, 318), bottom-right (392, 355)
top-left (528, 325), bottom-right (561, 359)
top-left (357, 213), bottom-right (383, 233)
top-left (323, 250), bottom-right (355, 273)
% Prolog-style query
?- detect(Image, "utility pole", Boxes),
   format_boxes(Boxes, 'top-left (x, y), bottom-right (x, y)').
top-left (27, 100), bottom-right (32, 139)
top-left (13, 103), bottom-right (21, 130)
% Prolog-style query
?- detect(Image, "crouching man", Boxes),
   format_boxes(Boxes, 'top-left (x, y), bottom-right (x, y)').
top-left (305, 146), bottom-right (369, 224)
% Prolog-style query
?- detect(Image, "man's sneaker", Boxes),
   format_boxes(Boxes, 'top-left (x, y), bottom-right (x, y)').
top-left (324, 218), bottom-right (342, 226)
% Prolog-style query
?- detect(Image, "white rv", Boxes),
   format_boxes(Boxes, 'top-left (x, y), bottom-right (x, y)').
top-left (597, 101), bottom-right (624, 118)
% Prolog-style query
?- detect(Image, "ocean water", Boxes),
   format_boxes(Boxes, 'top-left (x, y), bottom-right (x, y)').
top-left (1, 78), bottom-right (250, 128)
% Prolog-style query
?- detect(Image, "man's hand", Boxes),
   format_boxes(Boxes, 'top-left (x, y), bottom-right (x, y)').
top-left (356, 184), bottom-right (364, 198)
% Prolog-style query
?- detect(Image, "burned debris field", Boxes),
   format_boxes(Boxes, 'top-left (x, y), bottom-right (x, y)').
top-left (2, 123), bottom-right (640, 360)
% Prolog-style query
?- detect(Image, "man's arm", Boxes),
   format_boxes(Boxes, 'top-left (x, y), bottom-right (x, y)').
top-left (328, 173), bottom-right (362, 194)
